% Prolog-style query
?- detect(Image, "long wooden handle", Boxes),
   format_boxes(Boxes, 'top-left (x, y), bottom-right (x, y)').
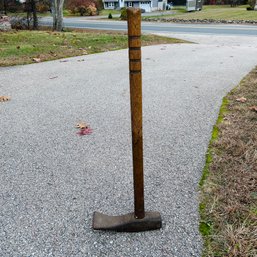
top-left (127, 8), bottom-right (145, 219)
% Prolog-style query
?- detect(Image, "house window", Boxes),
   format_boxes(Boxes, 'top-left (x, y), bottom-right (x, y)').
top-left (128, 2), bottom-right (133, 6)
top-left (107, 2), bottom-right (114, 6)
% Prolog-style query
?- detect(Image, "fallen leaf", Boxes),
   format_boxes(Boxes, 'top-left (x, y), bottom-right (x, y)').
top-left (249, 106), bottom-right (257, 112)
top-left (77, 59), bottom-right (85, 62)
top-left (76, 122), bottom-right (87, 129)
top-left (32, 58), bottom-right (41, 63)
top-left (60, 60), bottom-right (69, 63)
top-left (77, 127), bottom-right (93, 136)
top-left (16, 45), bottom-right (20, 49)
top-left (0, 96), bottom-right (11, 102)
top-left (236, 97), bottom-right (247, 103)
top-left (49, 76), bottom-right (58, 80)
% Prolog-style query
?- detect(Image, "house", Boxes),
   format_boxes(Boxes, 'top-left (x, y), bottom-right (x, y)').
top-left (103, 0), bottom-right (167, 12)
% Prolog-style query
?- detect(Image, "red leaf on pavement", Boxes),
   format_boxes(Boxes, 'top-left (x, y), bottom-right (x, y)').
top-left (77, 127), bottom-right (93, 136)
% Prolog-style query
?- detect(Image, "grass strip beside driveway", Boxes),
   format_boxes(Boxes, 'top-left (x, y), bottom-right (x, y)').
top-left (0, 30), bottom-right (186, 66)
top-left (200, 67), bottom-right (257, 257)
top-left (143, 5), bottom-right (257, 22)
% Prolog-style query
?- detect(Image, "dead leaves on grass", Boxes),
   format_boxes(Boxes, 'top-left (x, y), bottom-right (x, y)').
top-left (32, 57), bottom-right (41, 63)
top-left (203, 68), bottom-right (257, 257)
top-left (236, 97), bottom-right (247, 103)
top-left (249, 106), bottom-right (257, 112)
top-left (235, 97), bottom-right (257, 113)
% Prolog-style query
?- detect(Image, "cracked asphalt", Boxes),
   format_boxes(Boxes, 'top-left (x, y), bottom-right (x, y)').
top-left (1, 34), bottom-right (257, 256)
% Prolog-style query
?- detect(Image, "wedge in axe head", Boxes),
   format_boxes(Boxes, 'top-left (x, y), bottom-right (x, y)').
top-left (92, 8), bottom-right (162, 233)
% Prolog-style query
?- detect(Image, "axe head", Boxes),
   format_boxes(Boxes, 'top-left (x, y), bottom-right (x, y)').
top-left (92, 211), bottom-right (162, 232)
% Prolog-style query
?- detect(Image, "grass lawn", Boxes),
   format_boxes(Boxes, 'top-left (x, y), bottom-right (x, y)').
top-left (0, 29), bottom-right (186, 66)
top-left (99, 9), bottom-right (121, 16)
top-left (200, 67), bottom-right (257, 256)
top-left (144, 5), bottom-right (257, 21)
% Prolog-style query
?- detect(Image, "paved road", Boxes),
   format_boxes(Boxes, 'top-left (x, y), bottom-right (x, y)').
top-left (41, 17), bottom-right (257, 36)
top-left (1, 35), bottom-right (257, 256)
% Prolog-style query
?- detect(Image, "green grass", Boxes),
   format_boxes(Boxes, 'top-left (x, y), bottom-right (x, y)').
top-left (144, 5), bottom-right (257, 21)
top-left (99, 9), bottom-right (121, 16)
top-left (0, 30), bottom-right (187, 66)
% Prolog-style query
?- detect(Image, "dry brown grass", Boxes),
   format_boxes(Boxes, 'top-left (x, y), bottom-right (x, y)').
top-left (200, 68), bottom-right (257, 257)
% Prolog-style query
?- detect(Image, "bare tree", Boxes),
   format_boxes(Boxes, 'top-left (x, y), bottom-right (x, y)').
top-left (51, 0), bottom-right (64, 31)
top-left (25, 0), bottom-right (38, 29)
top-left (31, 0), bottom-right (38, 29)
top-left (3, 0), bottom-right (7, 14)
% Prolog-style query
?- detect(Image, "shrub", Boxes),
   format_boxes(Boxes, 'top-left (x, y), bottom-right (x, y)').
top-left (120, 7), bottom-right (127, 20)
top-left (248, 0), bottom-right (255, 9)
top-left (66, 0), bottom-right (99, 15)
top-left (86, 4), bottom-right (97, 15)
top-left (6, 0), bottom-right (23, 13)
top-left (108, 13), bottom-right (112, 19)
top-left (95, 0), bottom-right (104, 11)
top-left (77, 5), bottom-right (87, 15)
top-left (37, 1), bottom-right (51, 13)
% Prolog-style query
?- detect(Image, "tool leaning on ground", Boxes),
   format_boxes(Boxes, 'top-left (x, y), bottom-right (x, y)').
top-left (92, 8), bottom-right (162, 232)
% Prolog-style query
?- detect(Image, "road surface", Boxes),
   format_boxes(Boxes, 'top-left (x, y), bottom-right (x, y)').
top-left (40, 17), bottom-right (257, 36)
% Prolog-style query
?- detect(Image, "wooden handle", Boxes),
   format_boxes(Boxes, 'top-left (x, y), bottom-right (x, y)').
top-left (127, 8), bottom-right (145, 219)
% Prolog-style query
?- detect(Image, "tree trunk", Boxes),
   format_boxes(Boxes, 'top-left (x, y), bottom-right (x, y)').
top-left (3, 0), bottom-right (7, 15)
top-left (51, 0), bottom-right (64, 31)
top-left (255, 0), bottom-right (257, 10)
top-left (31, 0), bottom-right (38, 30)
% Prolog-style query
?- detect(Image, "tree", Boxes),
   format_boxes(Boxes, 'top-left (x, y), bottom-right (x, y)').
top-left (66, 0), bottom-right (100, 16)
top-left (51, 0), bottom-right (64, 31)
top-left (1, 0), bottom-right (23, 13)
top-left (25, 0), bottom-right (38, 29)
top-left (3, 0), bottom-right (7, 14)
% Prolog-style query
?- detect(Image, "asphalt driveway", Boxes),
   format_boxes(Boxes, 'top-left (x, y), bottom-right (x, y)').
top-left (1, 35), bottom-right (257, 256)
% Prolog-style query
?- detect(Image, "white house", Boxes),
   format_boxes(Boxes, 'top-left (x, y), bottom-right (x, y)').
top-left (103, 0), bottom-right (167, 12)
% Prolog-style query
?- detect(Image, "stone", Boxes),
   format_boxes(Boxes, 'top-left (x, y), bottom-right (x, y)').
top-left (0, 15), bottom-right (11, 31)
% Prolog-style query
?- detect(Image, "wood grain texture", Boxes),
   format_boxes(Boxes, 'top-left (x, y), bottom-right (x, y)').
top-left (127, 8), bottom-right (144, 219)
